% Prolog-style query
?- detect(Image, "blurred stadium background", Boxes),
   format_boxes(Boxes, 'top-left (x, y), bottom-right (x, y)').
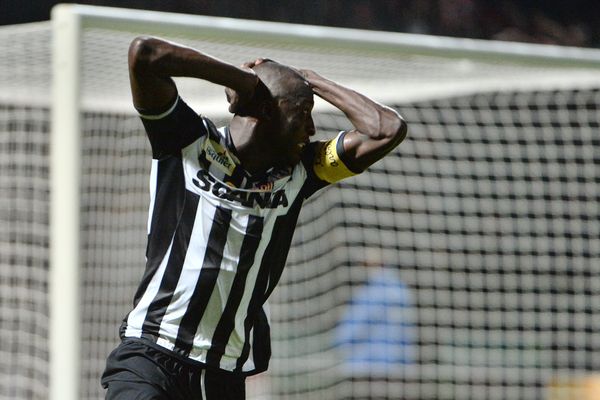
top-left (1, 2), bottom-right (599, 400)
top-left (2, 0), bottom-right (600, 48)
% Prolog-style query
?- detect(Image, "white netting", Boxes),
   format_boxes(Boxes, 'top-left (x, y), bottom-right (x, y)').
top-left (0, 23), bottom-right (52, 108)
top-left (0, 104), bottom-right (50, 399)
top-left (279, 90), bottom-right (600, 400)
top-left (1, 7), bottom-right (600, 400)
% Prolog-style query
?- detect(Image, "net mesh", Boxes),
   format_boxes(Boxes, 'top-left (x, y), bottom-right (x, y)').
top-left (0, 104), bottom-right (50, 400)
top-left (277, 90), bottom-right (600, 400)
top-left (1, 10), bottom-right (600, 400)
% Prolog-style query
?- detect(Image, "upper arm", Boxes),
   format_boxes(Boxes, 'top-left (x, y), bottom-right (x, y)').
top-left (128, 37), bottom-right (178, 114)
top-left (301, 107), bottom-right (406, 198)
top-left (300, 132), bottom-right (360, 198)
top-left (312, 132), bottom-right (361, 183)
top-left (341, 109), bottom-right (407, 172)
top-left (128, 37), bottom-right (207, 159)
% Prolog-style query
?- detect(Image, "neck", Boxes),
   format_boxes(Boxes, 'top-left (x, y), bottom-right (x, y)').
top-left (229, 115), bottom-right (276, 174)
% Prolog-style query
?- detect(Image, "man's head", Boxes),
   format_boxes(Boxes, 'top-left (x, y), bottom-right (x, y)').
top-left (232, 59), bottom-right (315, 167)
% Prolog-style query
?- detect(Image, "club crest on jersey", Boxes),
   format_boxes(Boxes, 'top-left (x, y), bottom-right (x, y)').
top-left (193, 170), bottom-right (289, 209)
top-left (204, 139), bottom-right (236, 175)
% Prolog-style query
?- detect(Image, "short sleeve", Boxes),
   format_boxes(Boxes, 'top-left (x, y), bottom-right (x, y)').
top-left (138, 96), bottom-right (207, 159)
top-left (301, 131), bottom-right (360, 199)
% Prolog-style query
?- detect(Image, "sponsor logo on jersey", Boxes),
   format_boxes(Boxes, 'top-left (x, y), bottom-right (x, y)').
top-left (193, 170), bottom-right (289, 209)
top-left (204, 139), bottom-right (236, 175)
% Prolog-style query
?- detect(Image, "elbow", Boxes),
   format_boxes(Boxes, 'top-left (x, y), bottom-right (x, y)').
top-left (393, 115), bottom-right (408, 145)
top-left (381, 110), bottom-right (407, 148)
top-left (128, 36), bottom-right (161, 72)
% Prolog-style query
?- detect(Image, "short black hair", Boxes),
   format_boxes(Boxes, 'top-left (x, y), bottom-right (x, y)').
top-left (252, 61), bottom-right (311, 100)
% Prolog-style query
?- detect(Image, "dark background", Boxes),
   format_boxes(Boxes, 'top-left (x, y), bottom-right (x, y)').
top-left (2, 0), bottom-right (600, 48)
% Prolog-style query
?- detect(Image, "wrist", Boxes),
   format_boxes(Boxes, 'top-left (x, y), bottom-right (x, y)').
top-left (236, 67), bottom-right (259, 96)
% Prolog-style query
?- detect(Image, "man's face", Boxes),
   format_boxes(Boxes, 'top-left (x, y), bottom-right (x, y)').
top-left (253, 62), bottom-right (316, 167)
top-left (274, 92), bottom-right (315, 166)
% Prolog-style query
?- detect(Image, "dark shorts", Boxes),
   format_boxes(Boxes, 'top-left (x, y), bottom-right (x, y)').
top-left (101, 339), bottom-right (246, 400)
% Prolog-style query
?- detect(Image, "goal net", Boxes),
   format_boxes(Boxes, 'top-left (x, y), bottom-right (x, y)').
top-left (1, 5), bottom-right (599, 400)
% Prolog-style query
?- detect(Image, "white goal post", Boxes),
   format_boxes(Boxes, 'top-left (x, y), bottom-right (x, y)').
top-left (0, 3), bottom-right (599, 400)
top-left (50, 8), bottom-right (82, 400)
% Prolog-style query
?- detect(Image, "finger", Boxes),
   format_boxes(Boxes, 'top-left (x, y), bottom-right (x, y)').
top-left (243, 58), bottom-right (267, 68)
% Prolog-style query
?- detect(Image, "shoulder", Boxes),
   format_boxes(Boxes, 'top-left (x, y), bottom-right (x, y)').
top-left (139, 96), bottom-right (209, 159)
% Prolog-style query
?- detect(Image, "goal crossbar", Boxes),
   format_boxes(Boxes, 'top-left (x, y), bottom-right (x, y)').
top-left (59, 4), bottom-right (600, 68)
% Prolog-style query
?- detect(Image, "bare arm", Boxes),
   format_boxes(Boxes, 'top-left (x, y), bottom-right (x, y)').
top-left (301, 70), bottom-right (407, 172)
top-left (128, 36), bottom-right (259, 113)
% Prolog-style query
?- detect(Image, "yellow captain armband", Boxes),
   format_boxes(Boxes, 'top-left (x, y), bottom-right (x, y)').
top-left (313, 131), bottom-right (358, 184)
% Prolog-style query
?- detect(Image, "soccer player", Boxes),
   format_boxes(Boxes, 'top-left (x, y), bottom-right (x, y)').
top-left (101, 36), bottom-right (407, 400)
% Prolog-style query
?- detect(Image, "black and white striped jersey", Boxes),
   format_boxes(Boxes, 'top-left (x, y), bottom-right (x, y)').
top-left (120, 96), bottom-right (358, 375)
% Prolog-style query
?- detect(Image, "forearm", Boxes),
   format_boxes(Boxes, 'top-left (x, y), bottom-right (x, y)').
top-left (304, 71), bottom-right (404, 140)
top-left (129, 36), bottom-right (257, 95)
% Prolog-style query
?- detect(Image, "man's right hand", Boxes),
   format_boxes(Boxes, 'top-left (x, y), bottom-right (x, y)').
top-left (225, 59), bottom-right (269, 115)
